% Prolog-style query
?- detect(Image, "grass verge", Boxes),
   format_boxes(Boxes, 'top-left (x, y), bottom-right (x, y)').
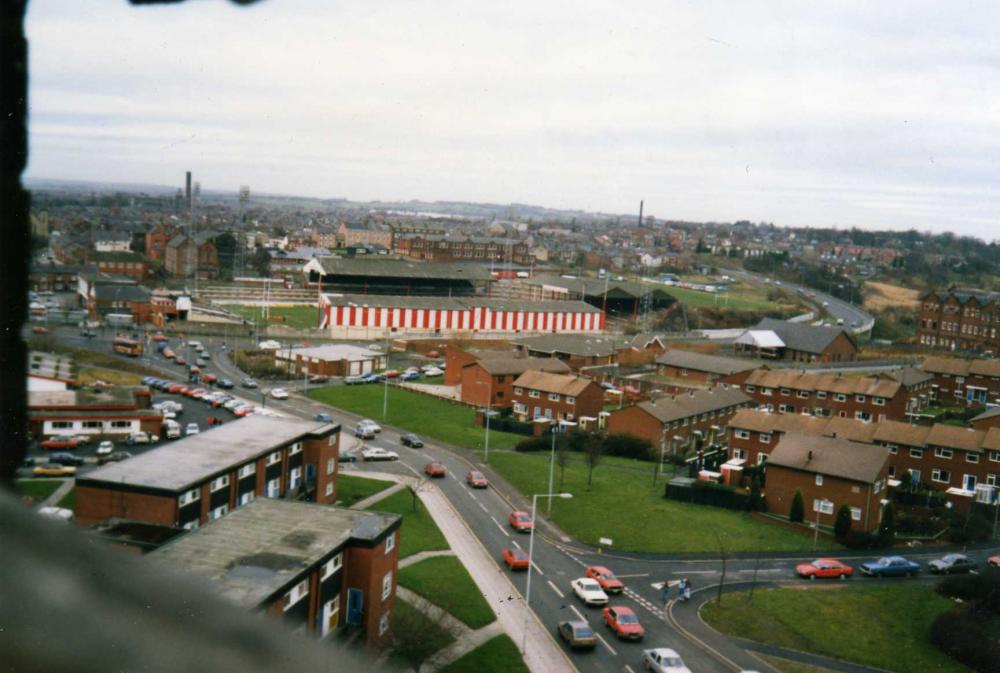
top-left (754, 654), bottom-right (837, 673)
top-left (700, 584), bottom-right (966, 673)
top-left (367, 488), bottom-right (448, 558)
top-left (488, 451), bottom-right (839, 553)
top-left (391, 598), bottom-right (456, 670)
top-left (228, 304), bottom-right (319, 330)
top-left (336, 474), bottom-right (395, 507)
top-left (16, 479), bottom-right (64, 504)
top-left (57, 487), bottom-right (76, 510)
top-left (440, 635), bottom-right (529, 673)
top-left (397, 556), bottom-right (495, 629)
top-left (77, 366), bottom-right (144, 386)
top-left (308, 384), bottom-right (523, 451)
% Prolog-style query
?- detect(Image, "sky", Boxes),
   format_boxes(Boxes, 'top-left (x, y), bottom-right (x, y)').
top-left (24, 1), bottom-right (1000, 238)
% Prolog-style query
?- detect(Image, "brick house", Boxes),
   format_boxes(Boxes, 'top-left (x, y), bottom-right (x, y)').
top-left (735, 318), bottom-right (859, 363)
top-left (764, 432), bottom-right (890, 533)
top-left (145, 223), bottom-right (181, 261)
top-left (164, 233), bottom-right (220, 278)
top-left (338, 222), bottom-right (393, 249)
top-left (915, 287), bottom-right (1000, 354)
top-left (605, 387), bottom-right (754, 455)
top-left (921, 355), bottom-right (1000, 407)
top-left (74, 416), bottom-right (342, 528)
top-left (30, 263), bottom-right (84, 292)
top-left (90, 251), bottom-right (149, 281)
top-left (273, 344), bottom-right (388, 378)
top-left (460, 355), bottom-right (570, 409)
top-left (512, 333), bottom-right (664, 371)
top-left (971, 407), bottom-right (1000, 431)
top-left (655, 350), bottom-right (760, 387)
top-left (394, 234), bottom-right (531, 265)
top-left (510, 370), bottom-right (604, 422)
top-left (148, 498), bottom-right (400, 647)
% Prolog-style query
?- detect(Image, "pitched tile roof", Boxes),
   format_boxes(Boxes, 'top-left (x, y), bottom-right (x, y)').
top-left (744, 369), bottom-right (901, 397)
top-left (924, 425), bottom-right (985, 453)
top-left (655, 349), bottom-right (761, 376)
top-left (512, 370), bottom-right (595, 397)
top-left (768, 432), bottom-right (889, 483)
top-left (472, 356), bottom-right (570, 376)
top-left (921, 356), bottom-right (970, 377)
top-left (751, 318), bottom-right (855, 355)
top-left (630, 387), bottom-right (753, 424)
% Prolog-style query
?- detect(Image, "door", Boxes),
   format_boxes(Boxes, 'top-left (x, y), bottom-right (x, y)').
top-left (319, 595), bottom-right (340, 637)
top-left (346, 588), bottom-right (364, 625)
top-left (963, 474), bottom-right (977, 492)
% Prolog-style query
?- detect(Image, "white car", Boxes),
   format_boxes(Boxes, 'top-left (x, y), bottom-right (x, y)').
top-left (359, 419), bottom-right (382, 433)
top-left (642, 648), bottom-right (692, 673)
top-left (185, 423), bottom-right (200, 435)
top-left (270, 388), bottom-right (289, 400)
top-left (162, 410), bottom-right (177, 420)
top-left (361, 447), bottom-right (399, 462)
top-left (96, 440), bottom-right (114, 455)
top-left (127, 432), bottom-right (151, 445)
top-left (570, 578), bottom-right (609, 606)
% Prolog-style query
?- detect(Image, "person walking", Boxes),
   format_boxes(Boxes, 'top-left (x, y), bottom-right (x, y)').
top-left (682, 578), bottom-right (692, 602)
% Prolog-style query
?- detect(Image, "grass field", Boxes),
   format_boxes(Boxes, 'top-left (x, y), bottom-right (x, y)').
top-left (397, 556), bottom-right (495, 629)
top-left (228, 304), bottom-right (319, 330)
top-left (662, 283), bottom-right (797, 311)
top-left (367, 488), bottom-right (449, 558)
top-left (440, 635), bottom-right (530, 673)
top-left (308, 385), bottom-right (523, 451)
top-left (77, 366), bottom-right (143, 386)
top-left (755, 654), bottom-right (836, 673)
top-left (488, 451), bottom-right (839, 553)
top-left (701, 584), bottom-right (967, 673)
top-left (16, 479), bottom-right (64, 504)
top-left (391, 598), bottom-right (456, 669)
top-left (336, 474), bottom-right (395, 507)
top-left (864, 281), bottom-right (920, 311)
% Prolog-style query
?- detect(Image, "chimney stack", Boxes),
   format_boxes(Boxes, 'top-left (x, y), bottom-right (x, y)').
top-left (807, 450), bottom-right (813, 461)
top-left (185, 171), bottom-right (192, 209)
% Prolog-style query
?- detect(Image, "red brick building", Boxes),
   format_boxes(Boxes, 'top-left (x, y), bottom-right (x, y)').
top-left (145, 223), bottom-right (182, 261)
top-left (921, 355), bottom-right (1000, 407)
top-left (148, 498), bottom-right (400, 646)
top-left (509, 370), bottom-right (604, 423)
top-left (29, 385), bottom-right (161, 441)
top-left (29, 263), bottom-right (85, 292)
top-left (394, 233), bottom-right (531, 265)
top-left (75, 416), bottom-right (341, 528)
top-left (971, 407), bottom-right (1000, 431)
top-left (654, 349), bottom-right (760, 387)
top-left (338, 221), bottom-right (393, 249)
top-left (164, 233), bottom-right (220, 278)
top-left (764, 432), bottom-right (890, 533)
top-left (605, 387), bottom-right (754, 455)
top-left (735, 318), bottom-right (859, 363)
top-left (90, 251), bottom-right (149, 281)
top-left (916, 287), bottom-right (1000, 354)
top-left (513, 333), bottom-right (665, 371)
top-left (460, 355), bottom-right (570, 408)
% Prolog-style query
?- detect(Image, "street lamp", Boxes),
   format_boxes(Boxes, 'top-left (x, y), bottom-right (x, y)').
top-left (522, 491), bottom-right (573, 655)
top-left (476, 377), bottom-right (494, 463)
top-left (814, 498), bottom-right (832, 551)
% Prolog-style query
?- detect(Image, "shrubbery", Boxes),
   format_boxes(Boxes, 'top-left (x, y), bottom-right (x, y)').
top-left (514, 432), bottom-right (654, 461)
top-left (840, 530), bottom-right (880, 549)
top-left (789, 490), bottom-right (804, 523)
top-left (931, 568), bottom-right (1000, 673)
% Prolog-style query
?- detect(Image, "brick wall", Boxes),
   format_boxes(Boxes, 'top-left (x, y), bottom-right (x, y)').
top-left (764, 464), bottom-right (887, 533)
top-left (75, 485), bottom-right (177, 527)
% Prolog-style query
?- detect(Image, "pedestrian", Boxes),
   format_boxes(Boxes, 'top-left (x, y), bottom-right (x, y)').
top-left (659, 579), bottom-right (671, 606)
top-left (683, 578), bottom-right (692, 602)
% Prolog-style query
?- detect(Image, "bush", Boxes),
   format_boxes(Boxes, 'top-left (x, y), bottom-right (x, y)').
top-left (877, 502), bottom-right (896, 547)
top-left (936, 570), bottom-right (1000, 609)
top-left (946, 512), bottom-right (993, 545)
top-left (514, 434), bottom-right (560, 453)
top-left (789, 490), bottom-right (804, 523)
top-left (748, 476), bottom-right (763, 512)
top-left (665, 480), bottom-right (751, 511)
top-left (834, 504), bottom-right (852, 540)
top-left (929, 604), bottom-right (1000, 673)
top-left (841, 530), bottom-right (880, 550)
top-left (601, 434), bottom-right (654, 460)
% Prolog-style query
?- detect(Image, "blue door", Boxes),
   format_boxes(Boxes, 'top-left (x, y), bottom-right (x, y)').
top-left (346, 588), bottom-right (363, 625)
top-left (306, 464), bottom-right (316, 485)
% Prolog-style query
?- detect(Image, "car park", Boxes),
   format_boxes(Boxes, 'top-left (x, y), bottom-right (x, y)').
top-left (233, 405), bottom-right (255, 417)
top-left (928, 554), bottom-right (977, 575)
top-left (586, 565), bottom-right (624, 593)
top-left (270, 388), bottom-right (289, 400)
top-left (400, 433), bottom-right (424, 448)
top-left (185, 423), bottom-right (200, 435)
top-left (642, 648), bottom-right (692, 673)
top-left (502, 548), bottom-right (530, 570)
top-left (557, 621), bottom-right (597, 650)
top-left (380, 370), bottom-right (400, 379)
top-left (361, 373), bottom-right (380, 384)
top-left (400, 371), bottom-right (420, 381)
top-left (362, 447), bottom-right (399, 461)
top-left (41, 438), bottom-right (80, 450)
top-left (359, 419), bottom-right (382, 433)
top-left (602, 605), bottom-right (644, 640)
top-left (859, 556), bottom-right (920, 577)
top-left (424, 461), bottom-right (447, 477)
top-left (217, 378), bottom-right (234, 389)
top-left (96, 440), bottom-right (114, 455)
top-left (33, 463), bottom-right (76, 477)
top-left (175, 356), bottom-right (186, 366)
top-left (98, 451), bottom-right (133, 465)
top-left (127, 432), bottom-right (151, 445)
top-left (223, 399), bottom-right (243, 411)
top-left (570, 578), bottom-right (609, 606)
top-left (344, 376), bottom-right (365, 385)
top-left (308, 375), bottom-right (328, 384)
top-left (795, 558), bottom-right (853, 580)
top-left (509, 511), bottom-right (533, 532)
top-left (354, 424), bottom-right (376, 440)
top-left (466, 470), bottom-right (488, 488)
top-left (201, 373), bottom-right (217, 384)
top-left (48, 452), bottom-right (85, 467)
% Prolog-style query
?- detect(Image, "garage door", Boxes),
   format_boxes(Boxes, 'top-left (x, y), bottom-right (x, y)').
top-left (350, 361), bottom-right (361, 376)
top-left (362, 360), bottom-right (373, 374)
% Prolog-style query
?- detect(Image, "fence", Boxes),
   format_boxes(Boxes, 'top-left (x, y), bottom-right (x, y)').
top-left (664, 479), bottom-right (750, 511)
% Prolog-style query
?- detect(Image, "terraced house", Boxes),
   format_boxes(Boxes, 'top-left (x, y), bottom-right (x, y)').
top-left (510, 370), bottom-right (604, 423)
top-left (921, 355), bottom-right (1000, 406)
top-left (916, 287), bottom-right (1000, 354)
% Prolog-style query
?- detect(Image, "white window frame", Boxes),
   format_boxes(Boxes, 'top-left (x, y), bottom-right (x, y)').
top-left (528, 389), bottom-right (540, 398)
top-left (238, 491), bottom-right (255, 506)
top-left (855, 394), bottom-right (866, 403)
top-left (385, 531), bottom-right (396, 555)
top-left (850, 507), bottom-right (862, 521)
top-left (283, 579), bottom-right (309, 611)
top-left (210, 504), bottom-right (229, 520)
top-left (238, 462), bottom-right (256, 479)
top-left (934, 447), bottom-right (953, 459)
top-left (178, 488), bottom-right (200, 507)
top-left (760, 433), bottom-right (772, 444)
top-left (379, 612), bottom-right (390, 636)
top-left (327, 458), bottom-right (336, 475)
top-left (325, 482), bottom-right (333, 496)
top-left (514, 387), bottom-right (524, 395)
top-left (734, 429), bottom-right (750, 440)
top-left (732, 448), bottom-right (746, 460)
top-left (873, 397), bottom-right (886, 406)
top-left (812, 499), bottom-right (834, 515)
top-left (210, 475), bottom-right (230, 492)
top-left (886, 444), bottom-right (898, 454)
top-left (834, 393), bottom-right (847, 402)
top-left (932, 468), bottom-right (950, 483)
top-left (321, 553), bottom-right (343, 581)
top-left (815, 474), bottom-right (824, 486)
top-left (381, 571), bottom-right (393, 601)
top-left (816, 390), bottom-right (827, 399)
top-left (267, 477), bottom-right (281, 498)
top-left (289, 441), bottom-right (303, 456)
top-left (910, 448), bottom-right (923, 459)
top-left (966, 453), bottom-right (979, 463)
top-left (548, 392), bottom-right (560, 401)
top-left (266, 450), bottom-right (282, 466)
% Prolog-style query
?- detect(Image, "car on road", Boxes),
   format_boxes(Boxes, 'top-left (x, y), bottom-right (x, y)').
top-left (362, 447), bottom-right (399, 461)
top-left (33, 463), bottom-right (76, 477)
top-left (859, 556), bottom-right (920, 577)
top-left (570, 578), bottom-right (609, 606)
top-left (424, 461), bottom-right (447, 477)
top-left (308, 375), bottom-right (328, 384)
top-left (339, 449), bottom-right (359, 463)
top-left (48, 452), bottom-right (85, 467)
top-left (359, 419), bottom-right (381, 433)
top-left (201, 373), bottom-right (217, 384)
top-left (314, 413), bottom-right (334, 422)
top-left (400, 433), bottom-right (424, 448)
top-left (269, 388), bottom-right (289, 400)
top-left (603, 605), bottom-right (644, 640)
top-left (557, 620), bottom-right (597, 650)
top-left (928, 554), bottom-right (977, 575)
top-left (196, 358), bottom-right (208, 367)
top-left (167, 383), bottom-right (186, 394)
top-left (175, 356), bottom-right (187, 366)
top-left (508, 511), bottom-right (533, 533)
top-left (586, 565), bottom-right (624, 593)
top-left (361, 373), bottom-right (380, 384)
top-left (127, 432), bottom-right (151, 445)
top-left (354, 424), bottom-right (376, 440)
top-left (185, 423), bottom-right (200, 436)
top-left (466, 470), bottom-right (488, 488)
top-left (642, 647), bottom-right (692, 673)
top-left (200, 351), bottom-right (211, 360)
top-left (795, 558), bottom-right (853, 580)
top-left (988, 556), bottom-right (1000, 568)
top-left (96, 440), bottom-right (114, 456)
top-left (98, 451), bottom-right (133, 465)
top-left (400, 371), bottom-right (421, 381)
top-left (241, 377), bottom-right (258, 388)
top-left (40, 438), bottom-right (81, 450)
top-left (502, 548), bottom-right (529, 570)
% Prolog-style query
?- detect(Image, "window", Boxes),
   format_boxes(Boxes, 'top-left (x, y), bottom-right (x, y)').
top-left (850, 507), bottom-right (862, 521)
top-left (873, 397), bottom-right (886, 406)
top-left (210, 475), bottom-right (230, 492)
top-left (210, 504), bottom-right (229, 520)
top-left (834, 393), bottom-right (847, 402)
top-left (816, 391), bottom-right (827, 399)
top-left (910, 448), bottom-right (923, 459)
top-left (745, 385), bottom-right (756, 392)
top-left (238, 491), bottom-right (255, 506)
top-left (757, 453), bottom-right (768, 465)
top-left (284, 579), bottom-right (309, 610)
top-left (548, 392), bottom-right (560, 401)
top-left (934, 447), bottom-right (953, 459)
top-left (796, 390), bottom-right (810, 399)
top-left (815, 474), bottom-right (824, 486)
top-left (855, 411), bottom-right (872, 422)
top-left (966, 453), bottom-right (979, 464)
top-left (288, 466), bottom-right (302, 490)
top-left (514, 387), bottom-right (524, 395)
top-left (760, 433), bottom-right (772, 444)
top-left (528, 389), bottom-right (540, 398)
top-left (813, 407), bottom-right (831, 417)
top-left (855, 394), bottom-right (866, 403)
top-left (385, 531), bottom-right (396, 555)
top-left (267, 477), bottom-right (280, 498)
top-left (381, 571), bottom-right (393, 601)
top-left (932, 468), bottom-right (950, 483)
top-left (379, 613), bottom-right (390, 636)
top-left (111, 420), bottom-right (132, 429)
top-left (289, 442), bottom-right (303, 455)
top-left (734, 429), bottom-right (750, 440)
top-left (178, 488), bottom-right (200, 506)
top-left (82, 421), bottom-right (103, 429)
top-left (779, 404), bottom-right (795, 413)
top-left (325, 482), bottom-right (333, 496)
top-left (267, 451), bottom-right (282, 466)
top-left (780, 388), bottom-right (790, 396)
top-left (987, 473), bottom-right (998, 487)
top-left (991, 450), bottom-right (1000, 463)
top-left (761, 387), bottom-right (773, 396)
top-left (566, 396), bottom-right (576, 404)
top-left (238, 463), bottom-right (256, 479)
top-left (812, 499), bottom-right (834, 514)
top-left (732, 448), bottom-right (746, 460)
top-left (321, 553), bottom-right (343, 580)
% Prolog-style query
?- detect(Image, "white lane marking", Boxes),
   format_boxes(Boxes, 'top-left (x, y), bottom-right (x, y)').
top-left (624, 666), bottom-right (636, 673)
top-left (615, 573), bottom-right (649, 579)
top-left (478, 502), bottom-right (489, 513)
top-left (511, 539), bottom-right (522, 549)
top-left (595, 632), bottom-right (618, 656)
top-left (531, 561), bottom-right (544, 576)
top-left (467, 491), bottom-right (478, 501)
top-left (491, 516), bottom-right (510, 537)
top-left (546, 580), bottom-right (565, 598)
top-left (569, 605), bottom-right (587, 622)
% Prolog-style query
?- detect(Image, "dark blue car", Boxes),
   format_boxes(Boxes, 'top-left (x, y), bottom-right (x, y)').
top-left (314, 413), bottom-right (334, 423)
top-left (859, 556), bottom-right (920, 577)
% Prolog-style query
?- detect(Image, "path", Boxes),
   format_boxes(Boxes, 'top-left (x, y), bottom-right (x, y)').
top-left (40, 479), bottom-right (74, 509)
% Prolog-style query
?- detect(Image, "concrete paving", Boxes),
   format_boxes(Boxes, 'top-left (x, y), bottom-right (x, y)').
top-left (39, 479), bottom-right (75, 509)
top-left (398, 550), bottom-right (457, 569)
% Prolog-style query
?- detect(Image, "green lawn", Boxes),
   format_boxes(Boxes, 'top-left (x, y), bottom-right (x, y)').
top-left (661, 283), bottom-right (796, 311)
top-left (57, 487), bottom-right (76, 510)
top-left (397, 556), bottom-right (495, 629)
top-left (228, 304), bottom-right (320, 330)
top-left (755, 654), bottom-right (836, 673)
top-left (308, 385), bottom-right (523, 451)
top-left (701, 585), bottom-right (968, 673)
top-left (336, 474), bottom-right (395, 507)
top-left (391, 598), bottom-right (456, 669)
top-left (440, 635), bottom-right (529, 673)
top-left (16, 479), bottom-right (64, 505)
top-left (367, 488), bottom-right (449, 558)
top-left (488, 451), bottom-right (840, 553)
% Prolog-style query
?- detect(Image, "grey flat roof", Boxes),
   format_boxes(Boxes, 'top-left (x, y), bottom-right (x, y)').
top-left (323, 293), bottom-right (599, 314)
top-left (515, 333), bottom-right (634, 357)
top-left (314, 257), bottom-right (492, 281)
top-left (279, 344), bottom-right (383, 362)
top-left (149, 499), bottom-right (399, 608)
top-left (655, 349), bottom-right (761, 375)
top-left (78, 416), bottom-right (337, 493)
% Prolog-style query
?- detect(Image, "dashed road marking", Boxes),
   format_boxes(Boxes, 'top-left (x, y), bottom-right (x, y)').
top-left (547, 580), bottom-right (565, 598)
top-left (478, 502), bottom-right (489, 513)
top-left (531, 561), bottom-right (544, 576)
top-left (490, 516), bottom-right (510, 537)
top-left (511, 539), bottom-right (522, 549)
top-left (595, 632), bottom-right (618, 656)
top-left (569, 605), bottom-right (587, 622)
top-left (623, 587), bottom-right (663, 620)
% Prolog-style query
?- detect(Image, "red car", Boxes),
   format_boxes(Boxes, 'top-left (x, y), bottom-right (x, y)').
top-left (502, 548), bottom-right (530, 570)
top-left (151, 334), bottom-right (169, 342)
top-left (466, 470), bottom-right (488, 488)
top-left (31, 326), bottom-right (48, 334)
top-left (509, 511), bottom-right (533, 532)
top-left (201, 373), bottom-right (217, 384)
top-left (382, 369), bottom-right (400, 378)
top-left (175, 357), bottom-right (187, 366)
top-left (41, 438), bottom-right (80, 450)
top-left (167, 383), bottom-right (185, 394)
top-left (425, 461), bottom-right (447, 477)
top-left (586, 565), bottom-right (624, 594)
top-left (796, 558), bottom-right (853, 580)
top-left (987, 556), bottom-right (999, 568)
top-left (602, 606), bottom-right (644, 640)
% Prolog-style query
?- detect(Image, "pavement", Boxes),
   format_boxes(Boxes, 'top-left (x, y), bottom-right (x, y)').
top-left (39, 479), bottom-right (74, 508)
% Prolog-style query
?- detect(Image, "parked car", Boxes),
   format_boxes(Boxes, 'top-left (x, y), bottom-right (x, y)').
top-left (361, 373), bottom-right (380, 384)
top-left (602, 606), bottom-right (644, 640)
top-left (424, 461), bottom-right (447, 477)
top-left (586, 565), bottom-right (624, 593)
top-left (362, 447), bottom-right (399, 461)
top-left (466, 470), bottom-right (488, 488)
top-left (48, 452), bottom-right (85, 467)
top-left (314, 413), bottom-right (334, 422)
top-left (96, 440), bottom-right (114, 456)
top-left (41, 438), bottom-right (80, 450)
top-left (241, 377), bottom-right (258, 388)
top-left (175, 357), bottom-right (187, 366)
top-left (33, 463), bottom-right (76, 477)
top-left (423, 367), bottom-right (444, 377)
top-left (400, 371), bottom-right (421, 381)
top-left (795, 558), bottom-right (853, 580)
top-left (859, 556), bottom-right (920, 577)
top-left (400, 433), bottom-right (424, 448)
top-left (502, 548), bottom-right (530, 570)
top-left (214, 378), bottom-right (232, 389)
top-left (308, 375), bottom-right (329, 384)
top-left (380, 370), bottom-right (400, 379)
top-left (570, 578), bottom-right (609, 606)
top-left (185, 423), bottom-right (200, 436)
top-left (642, 648), bottom-right (692, 673)
top-left (98, 451), bottom-right (133, 465)
top-left (509, 511), bottom-right (533, 533)
top-left (201, 373), bottom-right (217, 384)
top-left (344, 376), bottom-right (365, 385)
top-left (928, 554), bottom-right (977, 575)
top-left (127, 432), bottom-right (151, 445)
top-left (270, 388), bottom-right (289, 400)
top-left (339, 449), bottom-right (359, 463)
top-left (557, 620), bottom-right (597, 650)
top-left (354, 424), bottom-right (376, 440)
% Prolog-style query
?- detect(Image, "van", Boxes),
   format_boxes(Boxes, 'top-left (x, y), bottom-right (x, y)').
top-left (163, 420), bottom-right (181, 439)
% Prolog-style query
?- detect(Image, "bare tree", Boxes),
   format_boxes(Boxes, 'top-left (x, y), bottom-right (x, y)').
top-left (583, 435), bottom-right (602, 489)
top-left (715, 531), bottom-right (728, 605)
top-left (556, 442), bottom-right (571, 493)
top-left (390, 598), bottom-right (451, 671)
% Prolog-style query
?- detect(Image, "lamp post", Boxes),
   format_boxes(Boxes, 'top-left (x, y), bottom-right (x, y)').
top-left (382, 331), bottom-right (390, 420)
top-left (546, 423), bottom-right (558, 515)
top-left (814, 498), bottom-right (832, 551)
top-left (522, 491), bottom-right (573, 655)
